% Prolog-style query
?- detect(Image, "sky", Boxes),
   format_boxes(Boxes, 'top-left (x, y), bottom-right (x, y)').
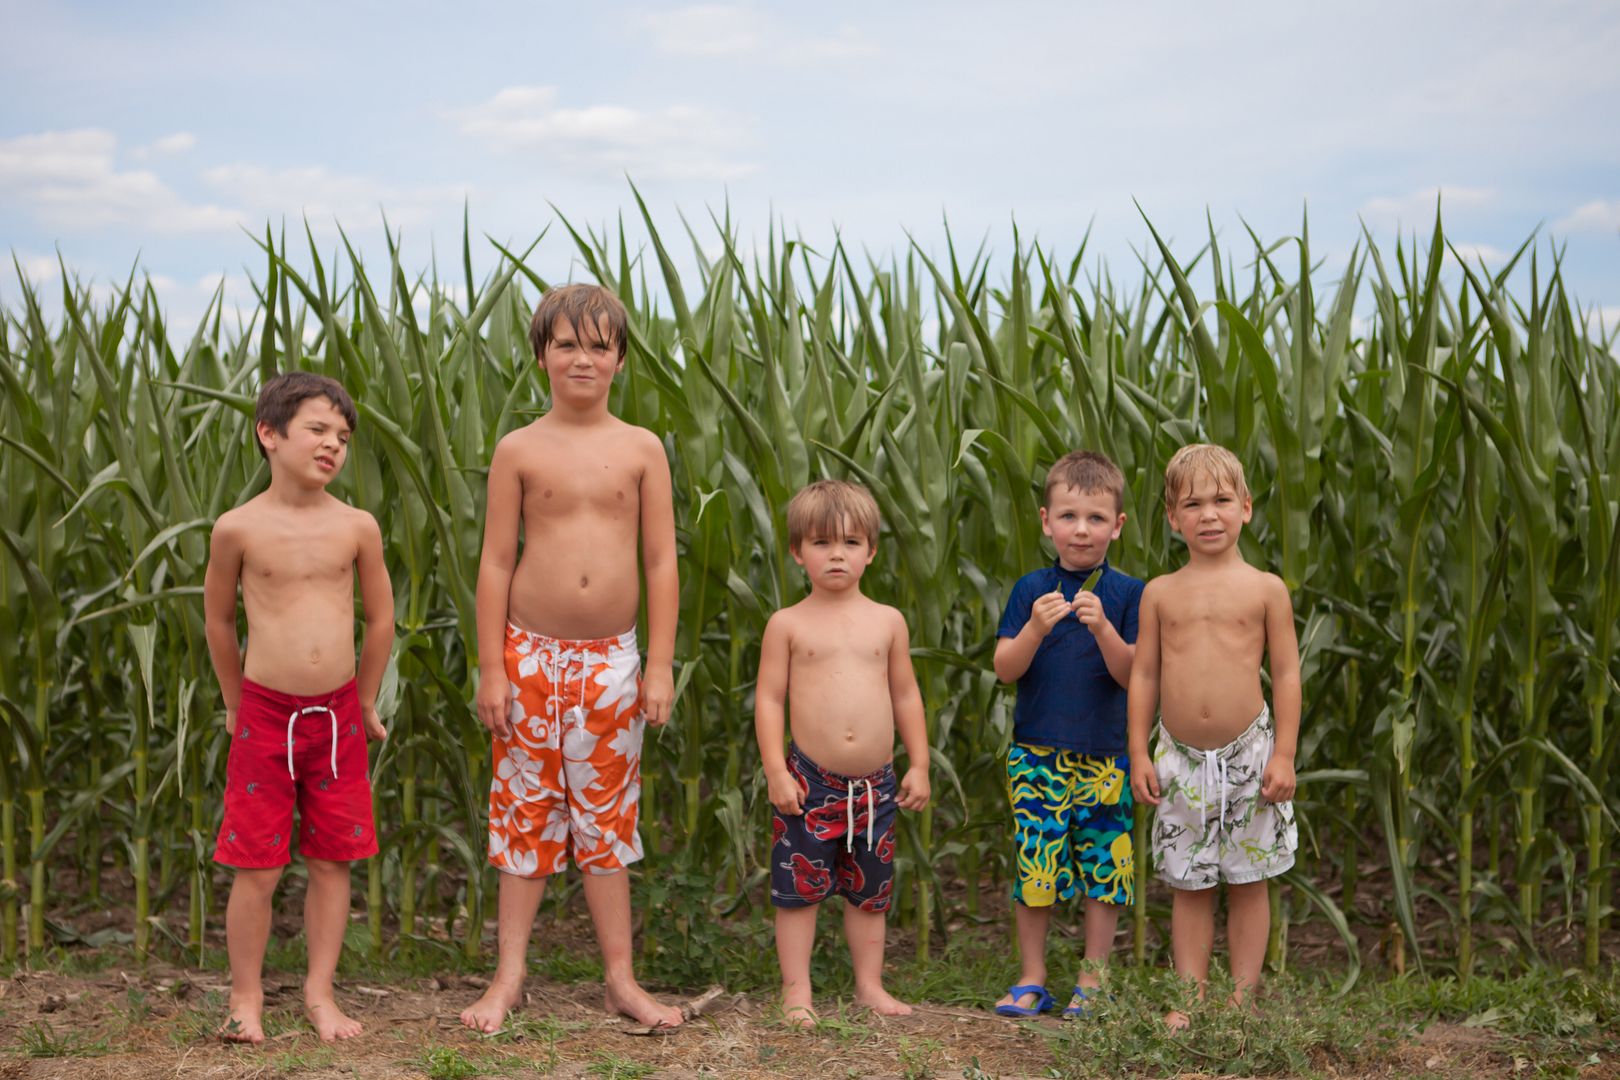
top-left (2, 0), bottom-right (1618, 335)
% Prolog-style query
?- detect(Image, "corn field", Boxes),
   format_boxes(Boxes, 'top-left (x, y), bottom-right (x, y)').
top-left (1, 204), bottom-right (1617, 985)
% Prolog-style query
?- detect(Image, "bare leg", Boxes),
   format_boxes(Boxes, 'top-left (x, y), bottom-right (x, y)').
top-left (582, 869), bottom-right (682, 1028)
top-left (303, 858), bottom-right (362, 1041)
top-left (1225, 880), bottom-right (1271, 1008)
top-left (994, 901), bottom-right (1051, 1010)
top-left (775, 904), bottom-right (819, 1027)
top-left (846, 902), bottom-right (910, 1016)
top-left (1074, 897), bottom-right (1121, 993)
top-left (223, 866), bottom-right (283, 1044)
top-left (460, 870), bottom-right (547, 1033)
top-left (1166, 885), bottom-right (1217, 1029)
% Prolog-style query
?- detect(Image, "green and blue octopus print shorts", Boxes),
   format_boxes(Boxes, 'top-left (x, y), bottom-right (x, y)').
top-left (1006, 744), bottom-right (1134, 907)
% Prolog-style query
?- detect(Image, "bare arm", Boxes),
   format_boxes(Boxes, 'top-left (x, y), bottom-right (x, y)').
top-left (639, 431), bottom-right (679, 728)
top-left (1127, 581), bottom-right (1162, 805)
top-left (993, 588), bottom-right (1069, 682)
top-left (889, 610), bottom-right (931, 810)
top-left (475, 437), bottom-right (522, 738)
top-left (1261, 574), bottom-right (1301, 802)
top-left (1074, 590), bottom-right (1135, 688)
top-left (203, 515), bottom-right (245, 732)
top-left (754, 612), bottom-right (801, 815)
top-left (354, 511), bottom-right (394, 740)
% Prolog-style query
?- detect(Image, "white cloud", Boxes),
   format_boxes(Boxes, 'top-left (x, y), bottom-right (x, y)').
top-left (636, 4), bottom-right (877, 63)
top-left (1449, 242), bottom-right (1507, 266)
top-left (1553, 200), bottom-right (1620, 234)
top-left (451, 85), bottom-right (757, 182)
top-left (0, 129), bottom-right (240, 232)
top-left (200, 163), bottom-right (463, 235)
top-left (130, 132), bottom-right (197, 160)
top-left (1360, 186), bottom-right (1495, 229)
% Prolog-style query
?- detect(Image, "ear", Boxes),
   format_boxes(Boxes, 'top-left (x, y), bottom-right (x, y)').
top-left (789, 543), bottom-right (805, 567)
top-left (1165, 504), bottom-right (1179, 534)
top-left (1111, 511), bottom-right (1127, 540)
top-left (1241, 495), bottom-right (1254, 523)
top-left (1039, 505), bottom-right (1052, 536)
top-left (255, 420), bottom-right (277, 454)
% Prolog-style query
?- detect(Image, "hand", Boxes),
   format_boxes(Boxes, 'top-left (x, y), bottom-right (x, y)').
top-left (362, 704), bottom-right (387, 742)
top-left (1260, 753), bottom-right (1296, 803)
top-left (1029, 588), bottom-right (1072, 636)
top-left (225, 707), bottom-right (239, 737)
top-left (1130, 754), bottom-right (1161, 806)
top-left (641, 664), bottom-right (674, 728)
top-left (767, 767), bottom-right (806, 816)
top-left (476, 668), bottom-right (514, 739)
top-left (1072, 591), bottom-right (1112, 635)
top-left (898, 765), bottom-right (931, 811)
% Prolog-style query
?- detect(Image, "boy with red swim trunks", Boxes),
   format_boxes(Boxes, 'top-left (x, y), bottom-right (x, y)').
top-left (755, 480), bottom-right (931, 1027)
top-left (461, 285), bottom-right (682, 1033)
top-left (204, 372), bottom-right (394, 1044)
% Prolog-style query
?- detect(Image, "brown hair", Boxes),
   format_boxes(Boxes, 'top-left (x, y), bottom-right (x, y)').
top-left (786, 479), bottom-right (882, 551)
top-left (529, 284), bottom-right (629, 360)
top-left (1044, 450), bottom-right (1125, 510)
top-left (253, 371), bottom-right (357, 460)
top-left (1163, 443), bottom-right (1250, 508)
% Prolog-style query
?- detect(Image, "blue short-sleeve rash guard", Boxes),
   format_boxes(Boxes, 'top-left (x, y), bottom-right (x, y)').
top-left (996, 559), bottom-right (1145, 754)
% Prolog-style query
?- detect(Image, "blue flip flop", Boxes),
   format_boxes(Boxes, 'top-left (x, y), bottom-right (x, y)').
top-left (1062, 986), bottom-right (1092, 1019)
top-left (994, 984), bottom-right (1054, 1018)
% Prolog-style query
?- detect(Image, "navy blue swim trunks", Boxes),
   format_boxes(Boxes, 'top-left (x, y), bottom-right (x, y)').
top-left (769, 745), bottom-right (898, 912)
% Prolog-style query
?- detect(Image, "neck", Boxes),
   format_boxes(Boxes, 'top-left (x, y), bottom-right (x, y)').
top-left (1185, 544), bottom-right (1244, 569)
top-left (1057, 556), bottom-right (1105, 574)
top-left (545, 398), bottom-right (613, 426)
top-left (806, 584), bottom-right (865, 605)
top-left (265, 476), bottom-right (330, 509)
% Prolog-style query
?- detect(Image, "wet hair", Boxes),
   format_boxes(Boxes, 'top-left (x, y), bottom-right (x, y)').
top-left (253, 371), bottom-right (357, 460)
top-left (1044, 450), bottom-right (1125, 511)
top-left (1163, 443), bottom-right (1250, 508)
top-left (785, 479), bottom-right (882, 551)
top-left (528, 283), bottom-right (629, 361)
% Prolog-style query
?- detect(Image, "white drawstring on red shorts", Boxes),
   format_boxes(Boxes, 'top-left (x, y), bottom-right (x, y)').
top-left (846, 778), bottom-right (875, 852)
top-left (286, 704), bottom-right (339, 781)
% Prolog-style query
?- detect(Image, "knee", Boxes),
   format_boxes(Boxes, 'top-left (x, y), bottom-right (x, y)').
top-left (235, 866), bottom-right (283, 895)
top-left (304, 857), bottom-right (351, 880)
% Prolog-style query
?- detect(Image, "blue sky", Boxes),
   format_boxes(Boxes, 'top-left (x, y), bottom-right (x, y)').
top-left (3, 1), bottom-right (1617, 334)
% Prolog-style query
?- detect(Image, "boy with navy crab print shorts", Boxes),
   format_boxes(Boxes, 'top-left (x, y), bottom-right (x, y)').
top-left (755, 480), bottom-right (931, 1027)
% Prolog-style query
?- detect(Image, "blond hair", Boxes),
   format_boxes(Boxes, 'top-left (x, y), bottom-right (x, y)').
top-left (785, 479), bottom-right (881, 550)
top-left (1163, 443), bottom-right (1250, 508)
top-left (1044, 450), bottom-right (1125, 511)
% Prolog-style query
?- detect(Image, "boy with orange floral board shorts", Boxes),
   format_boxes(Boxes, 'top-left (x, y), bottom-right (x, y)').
top-left (461, 284), bottom-right (682, 1033)
top-left (204, 371), bottom-right (394, 1044)
top-left (755, 480), bottom-right (931, 1027)
top-left (1129, 444), bottom-right (1300, 1029)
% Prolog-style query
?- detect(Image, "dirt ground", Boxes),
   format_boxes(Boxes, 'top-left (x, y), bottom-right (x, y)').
top-left (1, 962), bottom-right (1596, 1080)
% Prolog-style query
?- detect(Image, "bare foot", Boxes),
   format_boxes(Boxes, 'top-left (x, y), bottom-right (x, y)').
top-left (605, 979), bottom-right (683, 1029)
top-left (782, 985), bottom-right (817, 1029)
top-left (460, 982), bottom-right (522, 1034)
top-left (854, 986), bottom-right (913, 1017)
top-left (1164, 1009), bottom-right (1191, 1031)
top-left (220, 993), bottom-right (265, 1044)
top-left (305, 996), bottom-right (363, 1041)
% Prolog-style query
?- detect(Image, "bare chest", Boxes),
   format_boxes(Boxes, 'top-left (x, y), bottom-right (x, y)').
top-left (241, 529), bottom-right (355, 593)
top-left (791, 625), bottom-right (890, 674)
top-left (520, 452), bottom-right (641, 525)
top-left (1159, 590), bottom-right (1266, 650)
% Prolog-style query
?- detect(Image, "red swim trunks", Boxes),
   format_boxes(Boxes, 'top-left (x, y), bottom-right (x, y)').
top-left (213, 678), bottom-right (378, 868)
top-left (487, 622), bottom-right (645, 878)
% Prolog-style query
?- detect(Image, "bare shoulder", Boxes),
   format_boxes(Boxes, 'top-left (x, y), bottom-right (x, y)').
top-left (1255, 568), bottom-right (1293, 605)
top-left (343, 501), bottom-right (383, 542)
top-left (764, 604), bottom-right (802, 640)
top-left (621, 421), bottom-right (667, 469)
top-left (493, 421), bottom-right (544, 462)
top-left (873, 601), bottom-right (910, 633)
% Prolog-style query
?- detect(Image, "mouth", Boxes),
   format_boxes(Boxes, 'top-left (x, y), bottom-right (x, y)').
top-left (316, 456), bottom-right (336, 471)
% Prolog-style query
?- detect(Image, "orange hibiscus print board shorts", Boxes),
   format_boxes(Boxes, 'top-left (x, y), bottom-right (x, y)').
top-left (487, 622), bottom-right (645, 878)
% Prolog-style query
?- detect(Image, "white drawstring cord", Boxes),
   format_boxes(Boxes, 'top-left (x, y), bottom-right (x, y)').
top-left (1198, 749), bottom-right (1229, 842)
top-left (285, 704), bottom-right (339, 780)
top-left (845, 778), bottom-right (875, 852)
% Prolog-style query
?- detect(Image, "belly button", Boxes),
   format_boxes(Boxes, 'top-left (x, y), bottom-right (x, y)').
top-left (580, 575), bottom-right (589, 588)
top-left (308, 651), bottom-right (321, 665)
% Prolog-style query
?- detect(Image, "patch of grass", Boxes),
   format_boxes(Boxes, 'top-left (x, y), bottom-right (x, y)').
top-left (10, 1021), bottom-right (111, 1058)
top-left (268, 1046), bottom-right (337, 1072)
top-left (418, 1045), bottom-right (521, 1079)
top-left (897, 1035), bottom-right (943, 1079)
top-left (585, 1052), bottom-right (657, 1079)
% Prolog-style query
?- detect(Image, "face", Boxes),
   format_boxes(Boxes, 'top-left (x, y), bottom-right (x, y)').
top-left (257, 397), bottom-right (350, 486)
top-left (1167, 470), bottom-right (1252, 555)
top-left (791, 517), bottom-right (877, 592)
top-left (1041, 486), bottom-right (1124, 571)
top-left (540, 315), bottom-right (624, 405)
